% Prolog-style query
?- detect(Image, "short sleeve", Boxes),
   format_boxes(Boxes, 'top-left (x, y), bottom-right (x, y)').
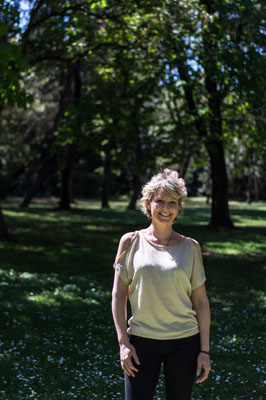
top-left (113, 232), bottom-right (138, 286)
top-left (113, 250), bottom-right (131, 285)
top-left (190, 240), bottom-right (206, 291)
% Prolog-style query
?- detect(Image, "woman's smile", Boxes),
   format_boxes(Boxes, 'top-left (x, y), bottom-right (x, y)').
top-left (150, 188), bottom-right (179, 223)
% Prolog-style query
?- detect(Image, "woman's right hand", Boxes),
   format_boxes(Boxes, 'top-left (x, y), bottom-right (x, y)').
top-left (120, 342), bottom-right (140, 377)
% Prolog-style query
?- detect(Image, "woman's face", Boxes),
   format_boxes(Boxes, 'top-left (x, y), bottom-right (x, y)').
top-left (148, 187), bottom-right (179, 224)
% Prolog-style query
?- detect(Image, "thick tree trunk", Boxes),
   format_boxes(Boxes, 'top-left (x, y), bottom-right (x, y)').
top-left (0, 205), bottom-right (9, 241)
top-left (207, 140), bottom-right (234, 229)
top-left (173, 8), bottom-right (234, 229)
top-left (58, 144), bottom-right (76, 210)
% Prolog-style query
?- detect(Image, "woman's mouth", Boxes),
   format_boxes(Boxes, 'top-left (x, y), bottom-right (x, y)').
top-left (159, 213), bottom-right (171, 217)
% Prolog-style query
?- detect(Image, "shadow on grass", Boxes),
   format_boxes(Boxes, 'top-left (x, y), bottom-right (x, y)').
top-left (0, 201), bottom-right (265, 399)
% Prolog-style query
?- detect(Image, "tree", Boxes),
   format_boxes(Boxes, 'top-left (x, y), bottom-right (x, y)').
top-left (142, 0), bottom-right (266, 228)
top-left (0, 0), bottom-right (31, 239)
top-left (2, 0), bottom-right (266, 228)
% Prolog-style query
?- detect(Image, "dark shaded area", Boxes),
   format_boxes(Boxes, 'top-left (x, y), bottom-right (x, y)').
top-left (0, 201), bottom-right (265, 398)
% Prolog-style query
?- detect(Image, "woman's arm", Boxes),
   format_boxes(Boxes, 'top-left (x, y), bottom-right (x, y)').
top-left (112, 271), bottom-right (130, 345)
top-left (112, 233), bottom-right (140, 377)
top-left (190, 284), bottom-right (211, 383)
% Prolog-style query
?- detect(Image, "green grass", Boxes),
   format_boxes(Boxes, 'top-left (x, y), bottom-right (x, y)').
top-left (0, 198), bottom-right (265, 400)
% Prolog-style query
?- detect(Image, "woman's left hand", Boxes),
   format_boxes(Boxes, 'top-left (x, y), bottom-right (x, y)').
top-left (196, 352), bottom-right (211, 384)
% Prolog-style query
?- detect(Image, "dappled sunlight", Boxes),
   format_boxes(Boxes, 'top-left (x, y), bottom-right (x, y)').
top-left (0, 201), bottom-right (265, 398)
top-left (0, 266), bottom-right (114, 398)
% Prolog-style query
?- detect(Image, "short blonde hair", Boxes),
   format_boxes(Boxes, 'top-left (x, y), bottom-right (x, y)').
top-left (140, 168), bottom-right (187, 218)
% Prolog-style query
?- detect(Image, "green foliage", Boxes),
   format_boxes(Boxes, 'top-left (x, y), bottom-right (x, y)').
top-left (0, 1), bottom-right (31, 109)
top-left (1, 0), bottom-right (266, 213)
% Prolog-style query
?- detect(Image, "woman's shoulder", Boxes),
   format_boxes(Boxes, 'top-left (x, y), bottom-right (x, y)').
top-left (187, 237), bottom-right (200, 245)
top-left (115, 231), bottom-right (139, 262)
top-left (119, 231), bottom-right (138, 247)
top-left (182, 236), bottom-right (201, 248)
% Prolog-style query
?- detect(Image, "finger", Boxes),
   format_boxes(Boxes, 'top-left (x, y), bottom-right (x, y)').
top-left (122, 361), bottom-right (138, 376)
top-left (196, 366), bottom-right (211, 383)
top-left (124, 368), bottom-right (133, 377)
top-left (124, 364), bottom-right (136, 377)
top-left (132, 351), bottom-right (140, 366)
top-left (196, 361), bottom-right (203, 377)
top-left (121, 362), bottom-right (132, 377)
top-left (196, 371), bottom-right (208, 383)
top-left (128, 364), bottom-right (139, 373)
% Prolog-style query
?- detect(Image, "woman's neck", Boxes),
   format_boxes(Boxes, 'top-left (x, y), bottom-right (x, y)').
top-left (148, 223), bottom-right (173, 245)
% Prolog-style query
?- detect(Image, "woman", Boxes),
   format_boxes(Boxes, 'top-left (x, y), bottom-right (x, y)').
top-left (112, 169), bottom-right (211, 400)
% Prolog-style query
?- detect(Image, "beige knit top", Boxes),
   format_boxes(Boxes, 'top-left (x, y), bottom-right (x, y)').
top-left (114, 230), bottom-right (206, 340)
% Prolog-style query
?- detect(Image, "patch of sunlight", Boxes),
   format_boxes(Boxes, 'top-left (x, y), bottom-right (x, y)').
top-left (2, 210), bottom-right (29, 218)
top-left (26, 289), bottom-right (83, 305)
top-left (72, 200), bottom-right (101, 209)
top-left (60, 248), bottom-right (72, 254)
top-left (223, 334), bottom-right (244, 345)
top-left (26, 283), bottom-right (106, 306)
top-left (205, 240), bottom-right (266, 256)
top-left (205, 242), bottom-right (240, 255)
top-left (20, 245), bottom-right (45, 253)
top-left (234, 219), bottom-right (266, 228)
top-left (3, 209), bottom-right (53, 221)
top-left (229, 201), bottom-right (266, 210)
top-left (20, 272), bottom-right (36, 279)
top-left (84, 224), bottom-right (112, 231)
top-left (110, 201), bottom-right (131, 209)
top-left (27, 293), bottom-right (58, 305)
top-left (210, 295), bottom-right (233, 307)
top-left (83, 298), bottom-right (100, 305)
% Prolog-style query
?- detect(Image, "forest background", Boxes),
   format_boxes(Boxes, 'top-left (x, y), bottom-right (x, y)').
top-left (0, 0), bottom-right (266, 236)
top-left (0, 2), bottom-right (266, 399)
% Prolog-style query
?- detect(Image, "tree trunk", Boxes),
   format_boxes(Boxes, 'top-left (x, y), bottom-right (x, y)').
top-left (58, 144), bottom-right (76, 210)
top-left (206, 140), bottom-right (234, 229)
top-left (20, 155), bottom-right (56, 207)
top-left (0, 165), bottom-right (25, 199)
top-left (178, 152), bottom-right (191, 179)
top-left (101, 139), bottom-right (114, 209)
top-left (0, 106), bottom-right (9, 240)
top-left (57, 60), bottom-right (81, 210)
top-left (21, 65), bottom-right (73, 208)
top-left (175, 58), bottom-right (234, 227)
top-left (0, 205), bottom-right (9, 241)
top-left (127, 174), bottom-right (142, 210)
top-left (173, 4), bottom-right (234, 229)
top-left (254, 173), bottom-right (259, 201)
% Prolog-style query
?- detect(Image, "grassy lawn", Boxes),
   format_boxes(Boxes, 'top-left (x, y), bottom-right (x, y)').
top-left (0, 198), bottom-right (265, 400)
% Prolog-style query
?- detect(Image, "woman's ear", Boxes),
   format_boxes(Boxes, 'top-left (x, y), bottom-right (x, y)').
top-left (146, 199), bottom-right (151, 217)
top-left (146, 199), bottom-right (150, 211)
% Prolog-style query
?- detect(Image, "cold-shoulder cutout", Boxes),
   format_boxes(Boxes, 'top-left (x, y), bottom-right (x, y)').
top-left (114, 231), bottom-right (138, 265)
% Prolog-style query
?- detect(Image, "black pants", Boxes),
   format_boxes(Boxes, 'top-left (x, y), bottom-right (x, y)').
top-left (125, 333), bottom-right (200, 400)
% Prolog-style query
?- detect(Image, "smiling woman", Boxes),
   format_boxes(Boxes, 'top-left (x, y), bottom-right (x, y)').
top-left (140, 169), bottom-right (187, 218)
top-left (112, 168), bottom-right (211, 400)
